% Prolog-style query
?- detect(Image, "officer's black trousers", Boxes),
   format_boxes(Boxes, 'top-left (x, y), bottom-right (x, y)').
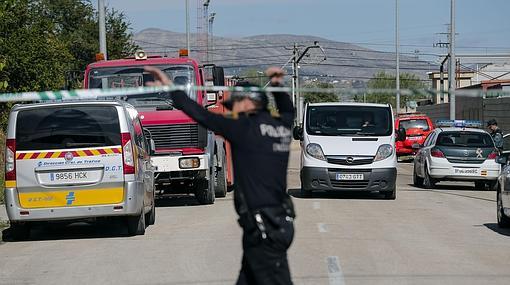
top-left (236, 212), bottom-right (294, 285)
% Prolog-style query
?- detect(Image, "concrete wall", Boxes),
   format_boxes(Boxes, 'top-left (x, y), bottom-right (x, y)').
top-left (417, 97), bottom-right (510, 133)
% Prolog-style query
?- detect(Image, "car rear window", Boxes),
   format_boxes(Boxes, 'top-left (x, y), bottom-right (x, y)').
top-left (399, 119), bottom-right (430, 131)
top-left (436, 131), bottom-right (494, 148)
top-left (16, 106), bottom-right (121, 151)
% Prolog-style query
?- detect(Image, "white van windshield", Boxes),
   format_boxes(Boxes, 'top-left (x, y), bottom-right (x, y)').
top-left (306, 105), bottom-right (392, 136)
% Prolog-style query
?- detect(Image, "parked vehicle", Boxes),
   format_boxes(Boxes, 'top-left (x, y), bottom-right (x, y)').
top-left (4, 101), bottom-right (156, 239)
top-left (496, 134), bottom-right (510, 227)
top-left (293, 102), bottom-right (402, 199)
top-left (84, 50), bottom-right (230, 204)
top-left (395, 113), bottom-right (434, 157)
top-left (413, 120), bottom-right (501, 190)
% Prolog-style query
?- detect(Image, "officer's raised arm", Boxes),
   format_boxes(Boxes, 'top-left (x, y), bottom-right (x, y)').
top-left (266, 67), bottom-right (294, 128)
top-left (144, 66), bottom-right (244, 144)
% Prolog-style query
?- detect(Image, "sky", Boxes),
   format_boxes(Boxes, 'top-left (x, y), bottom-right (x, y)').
top-left (98, 0), bottom-right (510, 59)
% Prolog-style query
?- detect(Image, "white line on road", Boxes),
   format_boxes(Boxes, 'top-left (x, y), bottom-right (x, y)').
top-left (313, 201), bottom-right (321, 210)
top-left (327, 256), bottom-right (346, 285)
top-left (317, 223), bottom-right (328, 233)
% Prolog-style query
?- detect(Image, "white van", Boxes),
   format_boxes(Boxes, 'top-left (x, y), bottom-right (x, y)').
top-left (293, 102), bottom-right (402, 199)
top-left (4, 101), bottom-right (156, 239)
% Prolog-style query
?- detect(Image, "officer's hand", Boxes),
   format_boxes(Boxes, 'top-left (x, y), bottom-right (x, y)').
top-left (144, 66), bottom-right (173, 86)
top-left (266, 67), bottom-right (285, 86)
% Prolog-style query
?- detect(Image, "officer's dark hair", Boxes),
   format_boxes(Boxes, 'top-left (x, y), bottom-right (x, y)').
top-left (487, 119), bottom-right (498, 127)
top-left (233, 81), bottom-right (268, 111)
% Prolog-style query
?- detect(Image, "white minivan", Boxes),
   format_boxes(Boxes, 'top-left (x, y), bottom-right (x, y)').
top-left (293, 102), bottom-right (403, 199)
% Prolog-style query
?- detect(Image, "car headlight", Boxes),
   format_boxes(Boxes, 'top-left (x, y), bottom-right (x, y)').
top-left (306, 143), bottom-right (326, 161)
top-left (374, 144), bottom-right (393, 162)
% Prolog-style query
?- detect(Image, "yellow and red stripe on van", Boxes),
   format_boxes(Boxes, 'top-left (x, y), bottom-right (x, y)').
top-left (15, 146), bottom-right (122, 160)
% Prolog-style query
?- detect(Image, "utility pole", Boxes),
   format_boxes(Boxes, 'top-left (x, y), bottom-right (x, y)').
top-left (395, 0), bottom-right (400, 115)
top-left (448, 0), bottom-right (456, 120)
top-left (208, 12), bottom-right (216, 63)
top-left (186, 0), bottom-right (190, 52)
top-left (292, 43), bottom-right (298, 110)
top-left (98, 0), bottom-right (107, 60)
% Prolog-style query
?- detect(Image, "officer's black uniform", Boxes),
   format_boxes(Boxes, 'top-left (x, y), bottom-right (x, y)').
top-left (487, 119), bottom-right (504, 152)
top-left (169, 85), bottom-right (295, 285)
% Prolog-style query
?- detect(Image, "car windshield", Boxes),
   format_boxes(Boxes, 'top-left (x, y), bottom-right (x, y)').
top-left (16, 106), bottom-right (121, 151)
top-left (88, 65), bottom-right (197, 101)
top-left (306, 105), bottom-right (392, 136)
top-left (436, 131), bottom-right (494, 148)
top-left (399, 119), bottom-right (430, 131)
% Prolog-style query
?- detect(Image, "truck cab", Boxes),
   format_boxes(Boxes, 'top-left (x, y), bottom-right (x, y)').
top-left (395, 113), bottom-right (434, 157)
top-left (84, 51), bottom-right (227, 204)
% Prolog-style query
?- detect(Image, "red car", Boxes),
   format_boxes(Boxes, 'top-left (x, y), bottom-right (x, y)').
top-left (395, 113), bottom-right (434, 157)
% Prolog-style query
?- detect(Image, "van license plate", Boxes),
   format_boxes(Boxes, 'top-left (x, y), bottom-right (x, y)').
top-left (50, 171), bottom-right (89, 182)
top-left (336, 173), bottom-right (364, 180)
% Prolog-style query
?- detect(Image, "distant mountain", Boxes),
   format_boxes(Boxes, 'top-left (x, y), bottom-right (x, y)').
top-left (134, 28), bottom-right (435, 84)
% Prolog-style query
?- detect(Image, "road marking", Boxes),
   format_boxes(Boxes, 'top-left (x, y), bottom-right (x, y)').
top-left (317, 223), bottom-right (328, 233)
top-left (327, 256), bottom-right (346, 285)
top-left (313, 201), bottom-right (321, 210)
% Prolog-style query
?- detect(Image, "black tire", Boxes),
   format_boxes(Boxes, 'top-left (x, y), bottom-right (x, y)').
top-left (214, 150), bottom-right (227, 198)
top-left (300, 187), bottom-right (312, 198)
top-left (127, 210), bottom-right (146, 236)
top-left (383, 188), bottom-right (396, 200)
top-left (413, 166), bottom-right (424, 187)
top-left (488, 181), bottom-right (498, 192)
top-left (497, 190), bottom-right (510, 228)
top-left (146, 195), bottom-right (156, 226)
top-left (423, 164), bottom-right (436, 189)
top-left (195, 177), bottom-right (215, 205)
top-left (10, 223), bottom-right (31, 241)
top-left (474, 181), bottom-right (486, 190)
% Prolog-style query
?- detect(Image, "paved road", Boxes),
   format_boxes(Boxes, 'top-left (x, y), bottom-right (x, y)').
top-left (1, 146), bottom-right (510, 285)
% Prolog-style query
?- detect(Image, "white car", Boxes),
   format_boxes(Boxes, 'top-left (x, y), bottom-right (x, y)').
top-left (413, 121), bottom-right (500, 190)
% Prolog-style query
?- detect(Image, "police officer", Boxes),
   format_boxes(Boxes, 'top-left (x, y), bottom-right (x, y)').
top-left (487, 119), bottom-right (504, 152)
top-left (145, 66), bottom-right (296, 285)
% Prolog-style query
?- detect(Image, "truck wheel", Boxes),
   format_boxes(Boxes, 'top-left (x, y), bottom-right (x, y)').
top-left (127, 209), bottom-right (146, 236)
top-left (214, 149), bottom-right (227, 198)
top-left (474, 181), bottom-right (486, 190)
top-left (497, 190), bottom-right (510, 228)
top-left (413, 167), bottom-right (423, 187)
top-left (10, 222), bottom-right (31, 241)
top-left (195, 177), bottom-right (215, 205)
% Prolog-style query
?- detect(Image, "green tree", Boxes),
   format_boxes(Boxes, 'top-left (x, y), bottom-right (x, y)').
top-left (362, 71), bottom-right (427, 107)
top-left (303, 81), bottom-right (337, 103)
top-left (240, 69), bottom-right (266, 86)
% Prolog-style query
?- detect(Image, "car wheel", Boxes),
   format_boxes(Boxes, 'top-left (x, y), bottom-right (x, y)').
top-left (488, 181), bottom-right (498, 192)
top-left (383, 188), bottom-right (396, 200)
top-left (10, 222), bottom-right (31, 241)
top-left (146, 194), bottom-right (156, 226)
top-left (423, 164), bottom-right (436, 189)
top-left (300, 187), bottom-right (312, 198)
top-left (127, 209), bottom-right (146, 236)
top-left (474, 181), bottom-right (486, 190)
top-left (413, 166), bottom-right (424, 187)
top-left (497, 190), bottom-right (510, 228)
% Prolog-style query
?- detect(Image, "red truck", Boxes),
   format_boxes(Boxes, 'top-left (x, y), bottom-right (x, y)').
top-left (84, 50), bottom-right (231, 204)
top-left (395, 113), bottom-right (434, 157)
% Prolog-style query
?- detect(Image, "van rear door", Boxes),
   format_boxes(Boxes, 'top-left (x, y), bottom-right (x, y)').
top-left (15, 105), bottom-right (125, 209)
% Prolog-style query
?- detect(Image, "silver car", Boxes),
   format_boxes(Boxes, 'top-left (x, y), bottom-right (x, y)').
top-left (4, 101), bottom-right (156, 239)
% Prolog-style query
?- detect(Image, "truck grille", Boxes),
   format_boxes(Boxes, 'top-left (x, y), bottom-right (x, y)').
top-left (145, 124), bottom-right (199, 149)
top-left (330, 180), bottom-right (370, 189)
top-left (327, 156), bottom-right (374, 166)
